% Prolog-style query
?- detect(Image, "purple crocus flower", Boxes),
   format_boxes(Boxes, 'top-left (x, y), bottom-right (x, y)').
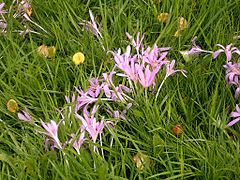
top-left (111, 85), bottom-right (131, 102)
top-left (180, 36), bottom-right (213, 62)
top-left (87, 77), bottom-right (102, 98)
top-left (142, 44), bottom-right (169, 68)
top-left (223, 62), bottom-right (240, 98)
top-left (107, 103), bottom-right (132, 120)
top-left (80, 10), bottom-right (102, 38)
top-left (187, 36), bottom-right (209, 55)
top-left (41, 120), bottom-right (62, 149)
top-left (17, 110), bottom-right (32, 122)
top-left (228, 104), bottom-right (240, 126)
top-left (72, 130), bottom-right (86, 154)
top-left (126, 32), bottom-right (144, 54)
top-left (155, 60), bottom-right (187, 100)
top-left (102, 71), bottom-right (131, 102)
top-left (111, 46), bottom-right (139, 82)
top-left (223, 62), bottom-right (240, 86)
top-left (0, 3), bottom-right (7, 15)
top-left (213, 44), bottom-right (240, 62)
top-left (75, 87), bottom-right (98, 112)
top-left (137, 64), bottom-right (160, 88)
top-left (165, 60), bottom-right (187, 78)
top-left (75, 106), bottom-right (104, 143)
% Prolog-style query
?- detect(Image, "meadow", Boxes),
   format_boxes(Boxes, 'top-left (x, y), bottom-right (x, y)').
top-left (0, 0), bottom-right (240, 179)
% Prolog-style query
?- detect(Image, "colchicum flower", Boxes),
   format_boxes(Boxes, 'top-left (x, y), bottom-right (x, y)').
top-left (40, 120), bottom-right (62, 149)
top-left (165, 60), bottom-right (187, 78)
top-left (228, 104), bottom-right (240, 126)
top-left (0, 3), bottom-right (7, 15)
top-left (180, 36), bottom-right (213, 62)
top-left (17, 110), bottom-right (32, 122)
top-left (74, 87), bottom-right (99, 112)
top-left (213, 44), bottom-right (240, 62)
top-left (75, 106), bottom-right (104, 143)
top-left (72, 130), bottom-right (86, 154)
top-left (80, 10), bottom-right (102, 39)
top-left (136, 64), bottom-right (160, 88)
top-left (223, 62), bottom-right (240, 98)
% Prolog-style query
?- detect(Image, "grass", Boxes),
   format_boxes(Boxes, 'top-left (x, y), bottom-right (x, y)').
top-left (0, 0), bottom-right (240, 179)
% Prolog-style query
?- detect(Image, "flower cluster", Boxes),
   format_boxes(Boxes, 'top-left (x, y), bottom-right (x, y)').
top-left (12, 9), bottom-right (187, 154)
top-left (0, 1), bottom-right (47, 36)
top-left (111, 32), bottom-right (186, 100)
top-left (39, 32), bottom-right (187, 153)
top-left (213, 43), bottom-right (240, 126)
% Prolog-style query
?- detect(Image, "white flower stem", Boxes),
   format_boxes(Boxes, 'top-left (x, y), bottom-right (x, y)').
top-left (155, 76), bottom-right (168, 101)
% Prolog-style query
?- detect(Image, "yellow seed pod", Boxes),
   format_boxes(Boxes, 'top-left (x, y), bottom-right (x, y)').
top-left (133, 153), bottom-right (150, 171)
top-left (37, 45), bottom-right (49, 57)
top-left (72, 52), bottom-right (85, 65)
top-left (7, 99), bottom-right (19, 113)
top-left (47, 46), bottom-right (56, 58)
top-left (178, 17), bottom-right (188, 30)
top-left (174, 29), bottom-right (181, 37)
top-left (157, 13), bottom-right (170, 23)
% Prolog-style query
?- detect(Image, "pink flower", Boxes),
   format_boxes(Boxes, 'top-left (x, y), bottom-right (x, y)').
top-left (75, 87), bottom-right (98, 112)
top-left (102, 71), bottom-right (131, 102)
top-left (87, 77), bottom-right (102, 98)
top-left (41, 120), bottom-right (62, 149)
top-left (126, 32), bottom-right (144, 54)
top-left (137, 64), bottom-right (160, 88)
top-left (223, 62), bottom-right (240, 86)
top-left (72, 131), bottom-right (86, 154)
top-left (80, 10), bottom-right (102, 38)
top-left (75, 106), bottom-right (104, 143)
top-left (165, 60), bottom-right (187, 78)
top-left (223, 62), bottom-right (240, 98)
top-left (142, 44), bottom-right (169, 69)
top-left (17, 110), bottom-right (32, 122)
top-left (111, 46), bottom-right (139, 81)
top-left (228, 104), bottom-right (240, 126)
top-left (0, 3), bottom-right (7, 15)
top-left (213, 44), bottom-right (240, 62)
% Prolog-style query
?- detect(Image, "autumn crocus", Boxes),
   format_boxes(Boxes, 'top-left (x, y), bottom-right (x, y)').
top-left (87, 77), bottom-right (102, 98)
top-left (17, 110), bottom-right (32, 122)
top-left (80, 10), bottom-right (102, 39)
top-left (137, 64), bottom-right (160, 88)
top-left (180, 36), bottom-right (212, 62)
top-left (155, 60), bottom-right (187, 100)
top-left (75, 106), bottom-right (105, 144)
top-left (0, 3), bottom-right (7, 15)
top-left (110, 46), bottom-right (139, 82)
top-left (41, 120), bottom-right (62, 149)
top-left (223, 62), bottom-right (240, 85)
top-left (126, 32), bottom-right (144, 54)
top-left (75, 87), bottom-right (98, 112)
top-left (165, 60), bottom-right (187, 78)
top-left (228, 104), bottom-right (240, 126)
top-left (142, 45), bottom-right (169, 68)
top-left (72, 130), bottom-right (86, 154)
top-left (102, 71), bottom-right (131, 102)
top-left (213, 44), bottom-right (240, 62)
